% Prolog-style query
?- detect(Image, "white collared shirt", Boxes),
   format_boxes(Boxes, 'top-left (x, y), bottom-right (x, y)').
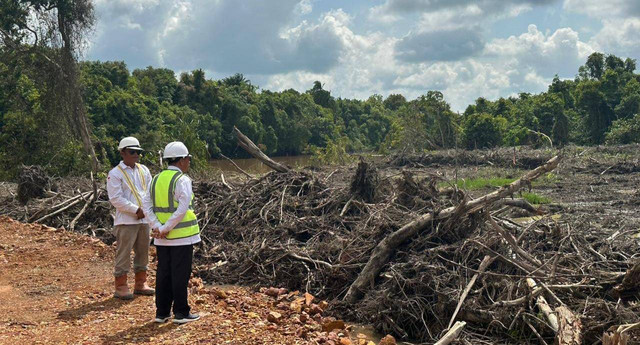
top-left (142, 166), bottom-right (201, 247)
top-left (107, 161), bottom-right (153, 226)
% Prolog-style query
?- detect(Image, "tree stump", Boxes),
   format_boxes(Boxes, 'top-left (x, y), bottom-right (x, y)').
top-left (350, 159), bottom-right (378, 203)
top-left (17, 165), bottom-right (51, 204)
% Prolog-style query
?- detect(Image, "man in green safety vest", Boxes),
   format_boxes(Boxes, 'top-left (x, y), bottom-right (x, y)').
top-left (142, 141), bottom-right (201, 324)
top-left (107, 136), bottom-right (155, 300)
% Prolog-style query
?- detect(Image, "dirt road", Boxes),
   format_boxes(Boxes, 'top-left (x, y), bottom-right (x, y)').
top-left (0, 216), bottom-right (363, 345)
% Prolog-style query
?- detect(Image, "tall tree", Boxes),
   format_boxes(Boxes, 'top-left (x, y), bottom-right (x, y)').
top-left (1, 0), bottom-right (99, 184)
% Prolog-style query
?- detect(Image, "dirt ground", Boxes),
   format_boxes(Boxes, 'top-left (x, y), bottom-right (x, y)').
top-left (0, 216), bottom-right (384, 345)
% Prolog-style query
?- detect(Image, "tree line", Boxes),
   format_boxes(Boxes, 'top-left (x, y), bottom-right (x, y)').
top-left (0, 48), bottom-right (638, 179)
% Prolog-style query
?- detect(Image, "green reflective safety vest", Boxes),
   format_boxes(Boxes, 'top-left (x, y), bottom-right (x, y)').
top-left (151, 169), bottom-right (200, 240)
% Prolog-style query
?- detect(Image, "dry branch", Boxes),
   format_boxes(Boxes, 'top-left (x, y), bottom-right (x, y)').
top-left (220, 153), bottom-right (254, 178)
top-left (447, 255), bottom-right (495, 329)
top-left (233, 126), bottom-right (290, 173)
top-left (526, 278), bottom-right (558, 332)
top-left (344, 155), bottom-right (560, 303)
top-left (434, 321), bottom-right (466, 345)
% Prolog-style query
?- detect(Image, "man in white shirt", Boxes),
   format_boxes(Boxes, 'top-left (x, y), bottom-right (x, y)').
top-left (143, 141), bottom-right (201, 324)
top-left (107, 137), bottom-right (155, 300)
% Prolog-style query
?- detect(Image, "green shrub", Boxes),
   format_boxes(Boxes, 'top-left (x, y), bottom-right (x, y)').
top-left (462, 113), bottom-right (506, 149)
top-left (605, 113), bottom-right (640, 144)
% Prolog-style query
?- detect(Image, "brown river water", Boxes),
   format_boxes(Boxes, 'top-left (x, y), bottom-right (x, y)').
top-left (209, 155), bottom-right (313, 175)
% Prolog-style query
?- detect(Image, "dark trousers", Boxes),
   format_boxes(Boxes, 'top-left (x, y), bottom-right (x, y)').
top-left (155, 244), bottom-right (193, 316)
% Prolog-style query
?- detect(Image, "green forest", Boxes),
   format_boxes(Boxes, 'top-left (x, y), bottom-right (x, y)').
top-left (1, 44), bottom-right (639, 179)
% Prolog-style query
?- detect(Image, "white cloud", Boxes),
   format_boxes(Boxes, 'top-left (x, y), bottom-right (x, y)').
top-left (485, 24), bottom-right (593, 78)
top-left (295, 0), bottom-right (313, 15)
top-left (563, 0), bottom-right (640, 19)
top-left (563, 0), bottom-right (640, 61)
top-left (591, 19), bottom-right (640, 60)
top-left (89, 0), bottom-right (345, 74)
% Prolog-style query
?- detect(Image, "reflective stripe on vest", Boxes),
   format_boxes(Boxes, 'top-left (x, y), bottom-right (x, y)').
top-left (151, 170), bottom-right (200, 240)
top-left (116, 164), bottom-right (146, 207)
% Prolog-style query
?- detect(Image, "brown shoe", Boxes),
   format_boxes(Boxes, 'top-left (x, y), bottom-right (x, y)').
top-left (134, 271), bottom-right (155, 295)
top-left (114, 274), bottom-right (134, 300)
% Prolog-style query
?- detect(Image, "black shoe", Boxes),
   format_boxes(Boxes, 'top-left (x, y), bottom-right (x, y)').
top-left (154, 315), bottom-right (170, 323)
top-left (172, 313), bottom-right (200, 324)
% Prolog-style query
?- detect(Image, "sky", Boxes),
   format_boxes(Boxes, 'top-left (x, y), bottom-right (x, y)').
top-left (86, 0), bottom-right (640, 112)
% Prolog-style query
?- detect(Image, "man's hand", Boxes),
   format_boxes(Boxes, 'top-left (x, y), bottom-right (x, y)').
top-left (151, 228), bottom-right (167, 239)
top-left (136, 208), bottom-right (145, 219)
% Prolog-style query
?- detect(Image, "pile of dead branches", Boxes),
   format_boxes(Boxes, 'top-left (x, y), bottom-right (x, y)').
top-left (2, 137), bottom-right (640, 344)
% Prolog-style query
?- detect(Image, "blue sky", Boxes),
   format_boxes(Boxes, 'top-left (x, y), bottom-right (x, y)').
top-left (86, 0), bottom-right (640, 112)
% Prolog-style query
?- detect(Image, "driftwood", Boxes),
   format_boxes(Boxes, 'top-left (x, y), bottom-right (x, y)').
top-left (233, 126), bottom-right (290, 173)
top-left (343, 155), bottom-right (560, 303)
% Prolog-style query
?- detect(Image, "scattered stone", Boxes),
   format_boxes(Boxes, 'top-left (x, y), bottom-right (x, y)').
top-left (322, 320), bottom-right (345, 332)
top-left (340, 338), bottom-right (352, 345)
top-left (305, 292), bottom-right (314, 305)
top-left (267, 311), bottom-right (282, 323)
top-left (379, 335), bottom-right (396, 345)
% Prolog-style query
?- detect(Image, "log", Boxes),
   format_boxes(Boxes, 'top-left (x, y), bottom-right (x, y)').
top-left (233, 127), bottom-right (290, 173)
top-left (555, 306), bottom-right (582, 345)
top-left (343, 155), bottom-right (560, 303)
top-left (434, 321), bottom-right (466, 345)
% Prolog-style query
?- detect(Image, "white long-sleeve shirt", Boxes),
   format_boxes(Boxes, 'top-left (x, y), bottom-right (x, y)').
top-left (107, 162), bottom-right (152, 226)
top-left (142, 166), bottom-right (201, 246)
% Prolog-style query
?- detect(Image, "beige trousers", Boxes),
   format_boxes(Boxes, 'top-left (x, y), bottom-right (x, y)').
top-left (113, 224), bottom-right (151, 277)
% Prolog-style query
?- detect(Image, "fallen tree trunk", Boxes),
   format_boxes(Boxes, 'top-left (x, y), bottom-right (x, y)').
top-left (233, 126), bottom-right (290, 173)
top-left (343, 155), bottom-right (560, 303)
top-left (555, 305), bottom-right (582, 345)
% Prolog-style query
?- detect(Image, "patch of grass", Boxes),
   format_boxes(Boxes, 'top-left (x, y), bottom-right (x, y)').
top-left (445, 177), bottom-right (516, 190)
top-left (521, 192), bottom-right (551, 204)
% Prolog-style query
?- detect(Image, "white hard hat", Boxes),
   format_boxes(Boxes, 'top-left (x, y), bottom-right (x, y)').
top-left (163, 141), bottom-right (191, 159)
top-left (118, 136), bottom-right (143, 151)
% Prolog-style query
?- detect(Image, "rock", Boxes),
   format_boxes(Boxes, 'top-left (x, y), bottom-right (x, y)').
top-left (300, 312), bottom-right (309, 323)
top-left (322, 320), bottom-right (346, 332)
top-left (310, 304), bottom-right (323, 315)
top-left (265, 287), bottom-right (281, 297)
top-left (290, 298), bottom-right (304, 313)
top-left (213, 289), bottom-right (228, 299)
top-left (379, 335), bottom-right (396, 345)
top-left (305, 292), bottom-right (315, 305)
top-left (340, 338), bottom-right (352, 345)
top-left (267, 311), bottom-right (282, 323)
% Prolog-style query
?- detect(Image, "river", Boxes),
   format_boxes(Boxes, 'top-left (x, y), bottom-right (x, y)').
top-left (209, 155), bottom-right (313, 175)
